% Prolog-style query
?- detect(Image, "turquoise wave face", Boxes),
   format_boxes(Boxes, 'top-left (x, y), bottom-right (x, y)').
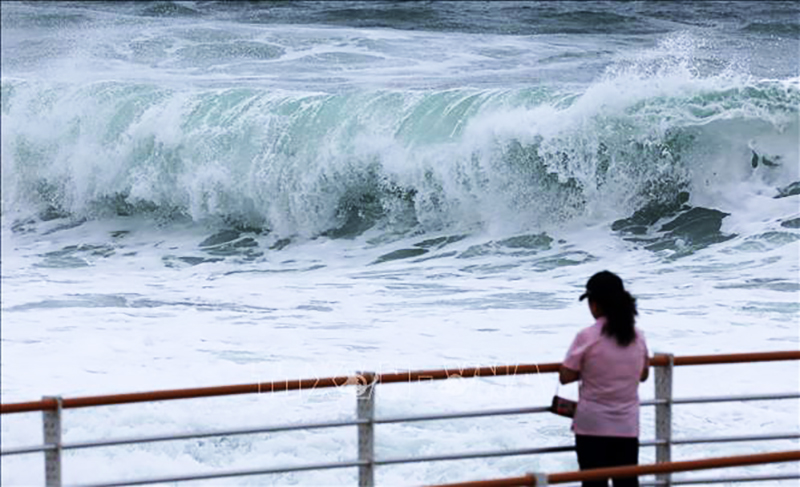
top-left (2, 76), bottom-right (798, 239)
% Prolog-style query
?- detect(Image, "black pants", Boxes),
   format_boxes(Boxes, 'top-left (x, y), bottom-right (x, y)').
top-left (575, 434), bottom-right (639, 487)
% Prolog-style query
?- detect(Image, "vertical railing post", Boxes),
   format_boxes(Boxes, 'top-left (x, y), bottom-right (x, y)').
top-left (530, 472), bottom-right (548, 485)
top-left (654, 354), bottom-right (673, 486)
top-left (357, 372), bottom-right (376, 487)
top-left (42, 396), bottom-right (63, 487)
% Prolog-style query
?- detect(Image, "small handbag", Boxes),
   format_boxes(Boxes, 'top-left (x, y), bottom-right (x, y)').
top-left (549, 385), bottom-right (577, 418)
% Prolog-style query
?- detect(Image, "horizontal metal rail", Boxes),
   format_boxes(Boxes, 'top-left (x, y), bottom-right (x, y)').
top-left (0, 376), bottom-right (358, 414)
top-left (373, 405), bottom-right (552, 425)
top-left (671, 432), bottom-right (800, 445)
top-left (641, 473), bottom-right (800, 486)
top-left (2, 351), bottom-right (797, 414)
top-left (71, 446), bottom-right (578, 487)
top-left (5, 431), bottom-right (796, 483)
top-left (367, 432), bottom-right (800, 468)
top-left (43, 418), bottom-right (367, 453)
top-left (656, 351), bottom-right (800, 367)
top-left (548, 450), bottom-right (800, 485)
top-left (2, 406), bottom-right (797, 457)
top-left (639, 392), bottom-right (800, 407)
top-left (377, 364), bottom-right (561, 385)
top-left (428, 450), bottom-right (800, 487)
top-left (0, 444), bottom-right (57, 455)
top-left (376, 445), bottom-right (576, 467)
top-left (0, 406), bottom-right (550, 457)
top-left (71, 459), bottom-right (368, 487)
top-left (95, 444), bottom-right (790, 487)
top-left (669, 392), bottom-right (800, 405)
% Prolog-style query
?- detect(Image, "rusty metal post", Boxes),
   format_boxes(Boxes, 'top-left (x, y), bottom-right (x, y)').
top-left (655, 354), bottom-right (674, 486)
top-left (357, 372), bottom-right (376, 487)
top-left (42, 396), bottom-right (63, 487)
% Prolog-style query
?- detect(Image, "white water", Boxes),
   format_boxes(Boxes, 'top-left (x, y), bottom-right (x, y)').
top-left (2, 205), bottom-right (798, 484)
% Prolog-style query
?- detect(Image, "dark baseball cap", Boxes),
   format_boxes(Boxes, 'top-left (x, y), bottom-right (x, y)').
top-left (579, 270), bottom-right (625, 301)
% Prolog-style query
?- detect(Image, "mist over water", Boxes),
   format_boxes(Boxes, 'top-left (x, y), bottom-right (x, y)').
top-left (2, 2), bottom-right (798, 485)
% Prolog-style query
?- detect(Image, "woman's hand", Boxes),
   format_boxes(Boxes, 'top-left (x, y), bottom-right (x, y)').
top-left (559, 366), bottom-right (580, 385)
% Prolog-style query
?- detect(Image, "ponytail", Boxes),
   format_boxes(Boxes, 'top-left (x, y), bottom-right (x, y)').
top-left (600, 290), bottom-right (638, 347)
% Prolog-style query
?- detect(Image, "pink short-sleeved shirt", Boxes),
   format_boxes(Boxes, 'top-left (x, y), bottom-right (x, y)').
top-left (563, 317), bottom-right (648, 437)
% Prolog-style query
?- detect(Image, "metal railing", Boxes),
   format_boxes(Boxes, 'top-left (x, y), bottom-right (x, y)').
top-left (428, 450), bottom-right (800, 486)
top-left (1, 350), bottom-right (799, 487)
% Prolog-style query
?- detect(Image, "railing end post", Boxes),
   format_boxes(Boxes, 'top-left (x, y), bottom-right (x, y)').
top-left (654, 353), bottom-right (674, 486)
top-left (530, 472), bottom-right (548, 486)
top-left (357, 371), bottom-right (376, 487)
top-left (42, 395), bottom-right (63, 487)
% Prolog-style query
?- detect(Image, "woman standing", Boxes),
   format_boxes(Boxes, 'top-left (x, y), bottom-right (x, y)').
top-left (560, 271), bottom-right (650, 487)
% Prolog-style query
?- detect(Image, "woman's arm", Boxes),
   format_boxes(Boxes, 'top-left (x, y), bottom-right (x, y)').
top-left (559, 366), bottom-right (580, 385)
top-left (640, 355), bottom-right (650, 382)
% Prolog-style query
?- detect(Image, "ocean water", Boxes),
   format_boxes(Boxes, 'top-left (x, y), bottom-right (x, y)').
top-left (1, 1), bottom-right (798, 485)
